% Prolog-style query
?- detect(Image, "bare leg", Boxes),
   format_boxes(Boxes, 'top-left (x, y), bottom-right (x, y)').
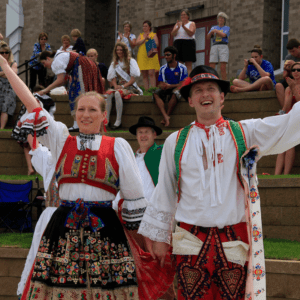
top-left (154, 93), bottom-right (170, 126)
top-left (220, 62), bottom-right (227, 80)
top-left (24, 146), bottom-right (35, 175)
top-left (0, 112), bottom-right (8, 129)
top-left (282, 87), bottom-right (293, 112)
top-left (274, 152), bottom-right (285, 175)
top-left (185, 61), bottom-right (193, 75)
top-left (232, 77), bottom-right (273, 93)
top-left (232, 79), bottom-right (251, 88)
top-left (209, 63), bottom-right (216, 69)
top-left (283, 147), bottom-right (296, 175)
top-left (148, 69), bottom-right (156, 88)
top-left (141, 70), bottom-right (149, 90)
top-left (166, 94), bottom-right (178, 124)
top-left (275, 83), bottom-right (285, 108)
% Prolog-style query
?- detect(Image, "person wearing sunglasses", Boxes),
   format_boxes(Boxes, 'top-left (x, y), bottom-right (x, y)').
top-left (153, 46), bottom-right (188, 127)
top-left (0, 44), bottom-right (17, 129)
top-left (29, 32), bottom-right (51, 91)
top-left (275, 62), bottom-right (300, 175)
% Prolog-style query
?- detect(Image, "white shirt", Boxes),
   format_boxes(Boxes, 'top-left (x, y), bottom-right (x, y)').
top-left (118, 33), bottom-right (136, 52)
top-left (174, 21), bottom-right (195, 40)
top-left (135, 150), bottom-right (155, 203)
top-left (138, 103), bottom-right (300, 244)
top-left (58, 45), bottom-right (73, 52)
top-left (107, 58), bottom-right (141, 81)
top-left (51, 52), bottom-right (70, 75)
top-left (37, 109), bottom-right (147, 218)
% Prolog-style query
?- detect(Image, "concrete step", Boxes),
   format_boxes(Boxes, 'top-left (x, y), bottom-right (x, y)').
top-left (2, 90), bottom-right (300, 175)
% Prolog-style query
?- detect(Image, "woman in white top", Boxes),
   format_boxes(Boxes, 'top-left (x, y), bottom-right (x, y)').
top-left (38, 50), bottom-right (104, 131)
top-left (106, 42), bottom-right (142, 129)
top-left (117, 21), bottom-right (136, 55)
top-left (58, 35), bottom-right (73, 52)
top-left (171, 9), bottom-right (196, 75)
top-left (0, 49), bottom-right (151, 298)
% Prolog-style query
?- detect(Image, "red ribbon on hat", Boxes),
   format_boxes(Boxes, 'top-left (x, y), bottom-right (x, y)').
top-left (32, 107), bottom-right (47, 150)
top-left (180, 77), bottom-right (192, 89)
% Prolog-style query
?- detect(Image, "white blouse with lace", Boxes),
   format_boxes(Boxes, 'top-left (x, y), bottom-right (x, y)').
top-left (51, 52), bottom-right (70, 75)
top-left (138, 103), bottom-right (300, 244)
top-left (107, 58), bottom-right (140, 81)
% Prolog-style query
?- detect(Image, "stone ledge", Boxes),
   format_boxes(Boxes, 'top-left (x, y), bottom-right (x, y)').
top-left (0, 248), bottom-right (29, 259)
top-left (259, 178), bottom-right (300, 188)
top-left (266, 259), bottom-right (300, 275)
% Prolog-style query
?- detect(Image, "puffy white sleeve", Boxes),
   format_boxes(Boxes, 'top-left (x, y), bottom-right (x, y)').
top-left (51, 52), bottom-right (70, 75)
top-left (241, 102), bottom-right (300, 157)
top-left (129, 58), bottom-right (140, 77)
top-left (37, 109), bottom-right (69, 163)
top-left (138, 132), bottom-right (178, 244)
top-left (30, 145), bottom-right (55, 192)
top-left (114, 138), bottom-right (148, 230)
top-left (107, 62), bottom-right (116, 81)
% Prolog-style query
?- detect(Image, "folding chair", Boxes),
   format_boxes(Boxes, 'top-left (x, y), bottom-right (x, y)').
top-left (32, 177), bottom-right (45, 220)
top-left (0, 180), bottom-right (33, 233)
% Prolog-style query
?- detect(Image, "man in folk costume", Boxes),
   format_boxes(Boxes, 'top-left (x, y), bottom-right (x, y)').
top-left (138, 65), bottom-right (300, 299)
top-left (129, 116), bottom-right (176, 300)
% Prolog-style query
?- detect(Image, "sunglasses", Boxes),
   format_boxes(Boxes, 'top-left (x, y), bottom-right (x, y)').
top-left (165, 53), bottom-right (172, 57)
top-left (291, 68), bottom-right (300, 72)
top-left (0, 52), bottom-right (10, 54)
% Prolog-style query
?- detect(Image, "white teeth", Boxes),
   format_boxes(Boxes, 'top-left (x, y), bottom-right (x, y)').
top-left (202, 101), bottom-right (212, 105)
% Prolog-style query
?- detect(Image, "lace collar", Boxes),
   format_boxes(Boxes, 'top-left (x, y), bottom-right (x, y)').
top-left (78, 133), bottom-right (100, 150)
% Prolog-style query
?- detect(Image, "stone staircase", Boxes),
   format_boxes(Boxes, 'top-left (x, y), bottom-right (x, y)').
top-left (1, 90), bottom-right (300, 175)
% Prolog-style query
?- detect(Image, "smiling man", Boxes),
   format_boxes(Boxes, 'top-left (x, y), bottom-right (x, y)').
top-left (138, 65), bottom-right (300, 299)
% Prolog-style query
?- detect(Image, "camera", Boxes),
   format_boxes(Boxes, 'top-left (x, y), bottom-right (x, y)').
top-left (248, 60), bottom-right (253, 65)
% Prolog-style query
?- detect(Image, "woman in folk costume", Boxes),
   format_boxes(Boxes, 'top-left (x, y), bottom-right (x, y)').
top-left (38, 50), bottom-right (105, 131)
top-left (106, 42), bottom-right (143, 130)
top-left (138, 65), bottom-right (300, 299)
top-left (0, 55), bottom-right (174, 300)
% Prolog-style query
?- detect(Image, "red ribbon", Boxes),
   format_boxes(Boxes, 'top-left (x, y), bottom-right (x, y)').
top-left (117, 198), bottom-right (126, 224)
top-left (103, 117), bottom-right (108, 133)
top-left (32, 107), bottom-right (43, 150)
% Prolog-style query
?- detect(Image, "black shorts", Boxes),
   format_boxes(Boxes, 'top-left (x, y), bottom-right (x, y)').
top-left (153, 88), bottom-right (178, 103)
top-left (279, 78), bottom-right (289, 89)
top-left (173, 39), bottom-right (196, 63)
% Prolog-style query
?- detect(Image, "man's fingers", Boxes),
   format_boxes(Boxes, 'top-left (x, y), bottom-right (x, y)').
top-left (160, 255), bottom-right (166, 268)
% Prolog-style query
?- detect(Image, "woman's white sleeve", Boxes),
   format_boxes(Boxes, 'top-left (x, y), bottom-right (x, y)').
top-left (129, 58), bottom-right (141, 77)
top-left (107, 63), bottom-right (116, 81)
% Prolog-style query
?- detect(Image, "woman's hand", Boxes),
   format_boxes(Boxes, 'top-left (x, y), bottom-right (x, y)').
top-left (0, 54), bottom-right (8, 68)
top-left (124, 32), bottom-right (130, 39)
top-left (176, 20), bottom-right (182, 28)
top-left (243, 59), bottom-right (249, 67)
top-left (286, 77), bottom-right (296, 89)
top-left (118, 31), bottom-right (123, 39)
top-left (37, 89), bottom-right (46, 96)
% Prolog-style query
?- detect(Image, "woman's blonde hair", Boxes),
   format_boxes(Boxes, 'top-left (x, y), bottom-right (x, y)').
top-left (112, 42), bottom-right (130, 72)
top-left (0, 45), bottom-right (14, 63)
top-left (74, 92), bottom-right (107, 134)
top-left (71, 29), bottom-right (81, 38)
top-left (61, 35), bottom-right (71, 43)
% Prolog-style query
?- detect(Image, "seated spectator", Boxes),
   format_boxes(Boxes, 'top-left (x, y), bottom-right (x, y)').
top-left (153, 46), bottom-right (187, 126)
top-left (29, 32), bottom-right (51, 91)
top-left (71, 29), bottom-right (86, 55)
top-left (86, 48), bottom-right (108, 86)
top-left (106, 42), bottom-right (142, 130)
top-left (0, 44), bottom-right (17, 129)
top-left (275, 62), bottom-right (300, 175)
top-left (58, 35), bottom-right (73, 52)
top-left (276, 60), bottom-right (294, 114)
top-left (117, 21), bottom-right (136, 56)
top-left (230, 45), bottom-right (276, 93)
top-left (285, 38), bottom-right (300, 62)
top-left (276, 39), bottom-right (300, 111)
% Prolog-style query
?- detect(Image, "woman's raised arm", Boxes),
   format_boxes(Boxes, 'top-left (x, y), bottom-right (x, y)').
top-left (0, 54), bottom-right (39, 113)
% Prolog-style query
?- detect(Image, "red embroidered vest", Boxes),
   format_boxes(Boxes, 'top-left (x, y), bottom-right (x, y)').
top-left (55, 135), bottom-right (120, 195)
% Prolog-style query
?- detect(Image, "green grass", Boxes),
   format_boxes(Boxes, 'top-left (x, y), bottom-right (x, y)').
top-left (264, 238), bottom-right (300, 260)
top-left (0, 128), bottom-right (12, 132)
top-left (258, 174), bottom-right (300, 179)
top-left (0, 174), bottom-right (43, 181)
top-left (0, 233), bottom-right (299, 260)
top-left (0, 233), bottom-right (33, 249)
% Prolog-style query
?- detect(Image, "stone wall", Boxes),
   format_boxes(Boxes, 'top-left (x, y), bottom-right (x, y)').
top-left (84, 0), bottom-right (116, 67)
top-left (288, 0), bottom-right (300, 40)
top-left (118, 0), bottom-right (283, 78)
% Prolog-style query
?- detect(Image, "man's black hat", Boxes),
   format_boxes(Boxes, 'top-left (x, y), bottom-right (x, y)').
top-left (129, 116), bottom-right (162, 136)
top-left (180, 65), bottom-right (230, 101)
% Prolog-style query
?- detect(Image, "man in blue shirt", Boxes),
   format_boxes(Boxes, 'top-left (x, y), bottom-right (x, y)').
top-left (153, 46), bottom-right (188, 126)
top-left (231, 45), bottom-right (276, 93)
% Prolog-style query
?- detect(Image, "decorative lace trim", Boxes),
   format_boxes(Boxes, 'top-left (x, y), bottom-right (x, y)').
top-left (138, 221), bottom-right (171, 244)
top-left (144, 205), bottom-right (175, 224)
